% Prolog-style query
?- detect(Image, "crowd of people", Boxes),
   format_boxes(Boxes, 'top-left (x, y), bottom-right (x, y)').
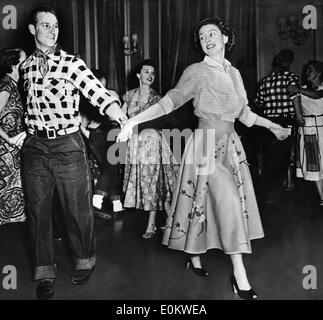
top-left (0, 5), bottom-right (322, 300)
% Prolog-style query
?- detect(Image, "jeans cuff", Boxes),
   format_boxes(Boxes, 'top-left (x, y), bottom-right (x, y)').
top-left (74, 256), bottom-right (96, 270)
top-left (34, 264), bottom-right (57, 281)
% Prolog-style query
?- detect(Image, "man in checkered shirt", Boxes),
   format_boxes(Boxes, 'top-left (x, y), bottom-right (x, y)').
top-left (20, 6), bottom-right (127, 299)
top-left (254, 49), bottom-right (302, 202)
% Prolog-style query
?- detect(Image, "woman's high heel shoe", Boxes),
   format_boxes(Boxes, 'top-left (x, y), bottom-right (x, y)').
top-left (231, 275), bottom-right (257, 300)
top-left (142, 224), bottom-right (157, 239)
top-left (185, 258), bottom-right (208, 277)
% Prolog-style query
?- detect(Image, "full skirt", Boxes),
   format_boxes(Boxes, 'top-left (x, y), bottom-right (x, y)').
top-left (162, 126), bottom-right (264, 254)
top-left (123, 128), bottom-right (179, 211)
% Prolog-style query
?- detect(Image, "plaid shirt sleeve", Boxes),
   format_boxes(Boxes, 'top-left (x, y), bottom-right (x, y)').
top-left (69, 58), bottom-right (122, 117)
top-left (254, 79), bottom-right (265, 108)
top-left (287, 73), bottom-right (300, 100)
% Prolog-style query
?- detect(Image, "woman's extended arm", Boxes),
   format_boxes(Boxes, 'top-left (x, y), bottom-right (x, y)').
top-left (116, 102), bottom-right (166, 142)
top-left (126, 102), bottom-right (165, 127)
top-left (288, 85), bottom-right (323, 99)
top-left (299, 87), bottom-right (323, 99)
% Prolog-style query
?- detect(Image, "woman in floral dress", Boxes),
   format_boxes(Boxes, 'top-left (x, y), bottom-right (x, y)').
top-left (122, 59), bottom-right (178, 238)
top-left (0, 48), bottom-right (27, 225)
top-left (118, 19), bottom-right (289, 299)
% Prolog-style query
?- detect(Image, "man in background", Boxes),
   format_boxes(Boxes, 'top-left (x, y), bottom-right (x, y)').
top-left (254, 49), bottom-right (303, 203)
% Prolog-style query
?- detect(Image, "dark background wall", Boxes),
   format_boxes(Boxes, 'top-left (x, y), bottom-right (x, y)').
top-left (2, 0), bottom-right (320, 86)
top-left (257, 0), bottom-right (323, 79)
top-left (1, 0), bottom-right (320, 169)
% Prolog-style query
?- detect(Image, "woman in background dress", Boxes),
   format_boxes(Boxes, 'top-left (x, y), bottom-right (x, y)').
top-left (0, 48), bottom-right (27, 225)
top-left (122, 59), bottom-right (178, 238)
top-left (290, 60), bottom-right (323, 204)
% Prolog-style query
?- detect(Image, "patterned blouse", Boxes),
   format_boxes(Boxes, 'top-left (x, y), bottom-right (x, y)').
top-left (122, 88), bottom-right (161, 118)
top-left (158, 55), bottom-right (257, 127)
top-left (0, 75), bottom-right (25, 140)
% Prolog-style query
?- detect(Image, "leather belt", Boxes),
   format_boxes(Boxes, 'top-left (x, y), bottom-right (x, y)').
top-left (29, 126), bottom-right (79, 139)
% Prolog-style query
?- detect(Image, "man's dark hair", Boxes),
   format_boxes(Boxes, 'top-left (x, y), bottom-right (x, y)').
top-left (29, 6), bottom-right (58, 25)
top-left (0, 48), bottom-right (22, 79)
top-left (272, 49), bottom-right (294, 70)
top-left (278, 49), bottom-right (294, 64)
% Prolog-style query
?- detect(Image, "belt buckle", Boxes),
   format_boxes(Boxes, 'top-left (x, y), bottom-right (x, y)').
top-left (47, 128), bottom-right (56, 139)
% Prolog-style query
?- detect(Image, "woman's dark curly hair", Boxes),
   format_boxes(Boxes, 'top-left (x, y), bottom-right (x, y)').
top-left (0, 48), bottom-right (22, 79)
top-left (134, 59), bottom-right (157, 76)
top-left (194, 17), bottom-right (235, 52)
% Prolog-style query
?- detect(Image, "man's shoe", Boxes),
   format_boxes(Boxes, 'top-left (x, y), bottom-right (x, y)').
top-left (71, 268), bottom-right (95, 285)
top-left (36, 279), bottom-right (55, 300)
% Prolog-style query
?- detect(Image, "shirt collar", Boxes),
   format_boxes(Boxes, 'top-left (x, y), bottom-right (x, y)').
top-left (203, 55), bottom-right (231, 70)
top-left (32, 46), bottom-right (60, 64)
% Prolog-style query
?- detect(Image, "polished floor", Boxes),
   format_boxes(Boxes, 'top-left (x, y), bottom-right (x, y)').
top-left (0, 177), bottom-right (323, 300)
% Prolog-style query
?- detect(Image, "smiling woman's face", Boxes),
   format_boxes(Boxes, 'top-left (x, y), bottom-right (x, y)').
top-left (137, 65), bottom-right (156, 86)
top-left (198, 24), bottom-right (228, 57)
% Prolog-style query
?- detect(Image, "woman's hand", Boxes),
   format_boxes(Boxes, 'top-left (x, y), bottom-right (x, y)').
top-left (8, 132), bottom-right (27, 149)
top-left (269, 123), bottom-right (290, 141)
top-left (116, 119), bottom-right (135, 142)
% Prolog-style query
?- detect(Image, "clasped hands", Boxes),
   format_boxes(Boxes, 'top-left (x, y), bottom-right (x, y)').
top-left (269, 122), bottom-right (290, 141)
top-left (117, 119), bottom-right (135, 142)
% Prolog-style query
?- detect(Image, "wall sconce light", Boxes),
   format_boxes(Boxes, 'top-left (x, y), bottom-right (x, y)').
top-left (277, 14), bottom-right (311, 46)
top-left (123, 34), bottom-right (139, 55)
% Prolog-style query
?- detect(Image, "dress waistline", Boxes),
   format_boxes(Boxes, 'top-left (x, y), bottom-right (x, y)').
top-left (197, 118), bottom-right (234, 133)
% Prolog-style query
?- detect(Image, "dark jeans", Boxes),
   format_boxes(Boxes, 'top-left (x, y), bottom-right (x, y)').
top-left (22, 131), bottom-right (95, 281)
